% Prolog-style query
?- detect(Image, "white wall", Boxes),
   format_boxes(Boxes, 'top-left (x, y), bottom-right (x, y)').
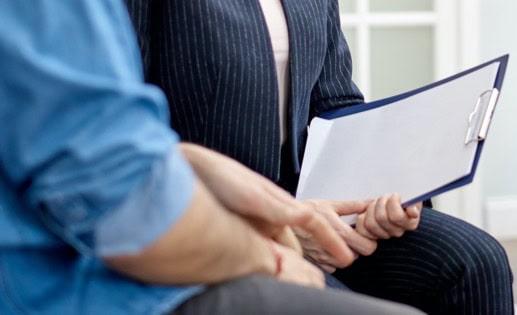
top-left (478, 0), bottom-right (517, 238)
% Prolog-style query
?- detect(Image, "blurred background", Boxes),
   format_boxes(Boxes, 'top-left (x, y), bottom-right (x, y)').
top-left (337, 0), bottom-right (517, 296)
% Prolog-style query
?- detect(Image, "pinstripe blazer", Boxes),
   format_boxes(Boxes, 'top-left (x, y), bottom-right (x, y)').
top-left (126, 0), bottom-right (364, 182)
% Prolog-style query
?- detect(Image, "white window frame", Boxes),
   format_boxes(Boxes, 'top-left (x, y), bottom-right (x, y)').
top-left (339, 0), bottom-right (483, 226)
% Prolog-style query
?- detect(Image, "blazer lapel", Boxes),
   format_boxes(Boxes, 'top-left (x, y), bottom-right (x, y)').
top-left (279, 0), bottom-right (329, 170)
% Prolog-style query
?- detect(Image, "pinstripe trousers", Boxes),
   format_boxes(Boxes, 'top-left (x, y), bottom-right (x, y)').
top-left (124, 1), bottom-right (514, 314)
top-left (332, 208), bottom-right (514, 314)
top-left (279, 143), bottom-right (515, 315)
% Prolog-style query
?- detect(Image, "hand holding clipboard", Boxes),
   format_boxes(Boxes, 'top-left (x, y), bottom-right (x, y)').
top-left (296, 55), bottom-right (509, 221)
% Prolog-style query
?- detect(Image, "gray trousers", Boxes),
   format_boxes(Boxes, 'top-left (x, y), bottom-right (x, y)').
top-left (173, 275), bottom-right (423, 315)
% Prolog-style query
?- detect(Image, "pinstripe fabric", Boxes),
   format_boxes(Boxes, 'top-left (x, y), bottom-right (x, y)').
top-left (124, 1), bottom-right (514, 314)
top-left (126, 0), bottom-right (362, 182)
top-left (123, 0), bottom-right (155, 78)
top-left (333, 208), bottom-right (514, 314)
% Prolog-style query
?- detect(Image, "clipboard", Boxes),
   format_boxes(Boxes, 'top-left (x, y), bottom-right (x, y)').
top-left (296, 55), bottom-right (509, 209)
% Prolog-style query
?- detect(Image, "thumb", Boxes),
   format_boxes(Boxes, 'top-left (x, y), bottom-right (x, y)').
top-left (331, 200), bottom-right (369, 216)
top-left (405, 202), bottom-right (422, 219)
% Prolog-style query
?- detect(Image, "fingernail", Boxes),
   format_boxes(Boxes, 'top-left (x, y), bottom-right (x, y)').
top-left (412, 206), bottom-right (419, 214)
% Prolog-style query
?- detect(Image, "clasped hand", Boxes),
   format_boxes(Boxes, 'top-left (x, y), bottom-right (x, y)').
top-left (298, 195), bottom-right (422, 273)
top-left (180, 143), bottom-right (422, 285)
top-left (180, 143), bottom-right (347, 287)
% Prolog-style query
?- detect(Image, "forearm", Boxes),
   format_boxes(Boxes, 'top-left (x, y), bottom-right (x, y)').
top-left (104, 180), bottom-right (277, 285)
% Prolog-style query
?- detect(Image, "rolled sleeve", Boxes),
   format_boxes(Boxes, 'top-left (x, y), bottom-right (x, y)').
top-left (0, 1), bottom-right (196, 257)
top-left (95, 146), bottom-right (195, 257)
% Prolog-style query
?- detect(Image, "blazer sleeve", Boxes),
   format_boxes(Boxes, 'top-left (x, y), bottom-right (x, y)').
top-left (309, 0), bottom-right (364, 119)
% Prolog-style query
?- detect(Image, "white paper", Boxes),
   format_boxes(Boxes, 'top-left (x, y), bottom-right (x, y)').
top-left (296, 62), bottom-right (500, 209)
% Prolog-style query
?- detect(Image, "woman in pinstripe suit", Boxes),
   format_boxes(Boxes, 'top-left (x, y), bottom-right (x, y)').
top-left (125, 0), bottom-right (514, 314)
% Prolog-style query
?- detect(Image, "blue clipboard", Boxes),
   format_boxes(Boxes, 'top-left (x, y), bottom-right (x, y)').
top-left (309, 55), bottom-right (509, 207)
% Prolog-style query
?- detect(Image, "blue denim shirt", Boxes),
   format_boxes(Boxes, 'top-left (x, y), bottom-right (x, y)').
top-left (0, 1), bottom-right (203, 314)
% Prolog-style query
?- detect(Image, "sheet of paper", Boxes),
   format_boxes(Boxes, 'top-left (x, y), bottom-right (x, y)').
top-left (296, 62), bottom-right (500, 208)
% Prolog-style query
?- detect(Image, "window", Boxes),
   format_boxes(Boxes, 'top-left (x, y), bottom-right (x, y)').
top-left (337, 0), bottom-right (483, 225)
top-left (338, 0), bottom-right (456, 101)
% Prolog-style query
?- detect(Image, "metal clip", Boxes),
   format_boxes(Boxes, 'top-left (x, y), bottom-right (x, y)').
top-left (465, 88), bottom-right (500, 145)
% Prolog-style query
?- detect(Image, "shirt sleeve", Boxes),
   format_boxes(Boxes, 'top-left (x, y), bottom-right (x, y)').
top-left (309, 0), bottom-right (364, 119)
top-left (0, 1), bottom-right (194, 256)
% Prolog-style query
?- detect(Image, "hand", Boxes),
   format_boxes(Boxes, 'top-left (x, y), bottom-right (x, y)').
top-left (179, 143), bottom-right (352, 263)
top-left (355, 193), bottom-right (421, 240)
top-left (295, 200), bottom-right (377, 273)
top-left (248, 219), bottom-right (301, 254)
top-left (272, 241), bottom-right (325, 289)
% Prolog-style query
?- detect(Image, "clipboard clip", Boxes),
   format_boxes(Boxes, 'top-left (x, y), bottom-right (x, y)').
top-left (465, 88), bottom-right (500, 145)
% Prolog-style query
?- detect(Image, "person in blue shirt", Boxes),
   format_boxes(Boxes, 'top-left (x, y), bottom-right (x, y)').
top-left (0, 1), bottom-right (425, 314)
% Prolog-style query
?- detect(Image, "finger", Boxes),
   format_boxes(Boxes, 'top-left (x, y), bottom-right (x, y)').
top-left (385, 194), bottom-right (411, 230)
top-left (238, 194), bottom-right (311, 229)
top-left (323, 208), bottom-right (378, 256)
top-left (295, 205), bottom-right (355, 266)
top-left (405, 202), bottom-right (422, 219)
top-left (390, 198), bottom-right (421, 232)
top-left (324, 200), bottom-right (369, 216)
top-left (378, 194), bottom-right (406, 237)
top-left (405, 217), bottom-right (420, 231)
top-left (319, 263), bottom-right (337, 274)
top-left (339, 224), bottom-right (378, 256)
top-left (245, 192), bottom-right (299, 223)
top-left (226, 175), bottom-right (309, 226)
top-left (354, 213), bottom-right (378, 240)
top-left (301, 242), bottom-right (344, 270)
top-left (314, 251), bottom-right (345, 268)
top-left (385, 194), bottom-right (417, 232)
top-left (365, 196), bottom-right (391, 239)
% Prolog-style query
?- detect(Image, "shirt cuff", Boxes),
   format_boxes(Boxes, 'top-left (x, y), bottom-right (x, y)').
top-left (95, 145), bottom-right (195, 257)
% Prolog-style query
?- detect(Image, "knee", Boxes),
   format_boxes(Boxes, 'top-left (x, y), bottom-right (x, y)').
top-left (424, 209), bottom-right (512, 281)
top-left (460, 229), bottom-right (512, 283)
